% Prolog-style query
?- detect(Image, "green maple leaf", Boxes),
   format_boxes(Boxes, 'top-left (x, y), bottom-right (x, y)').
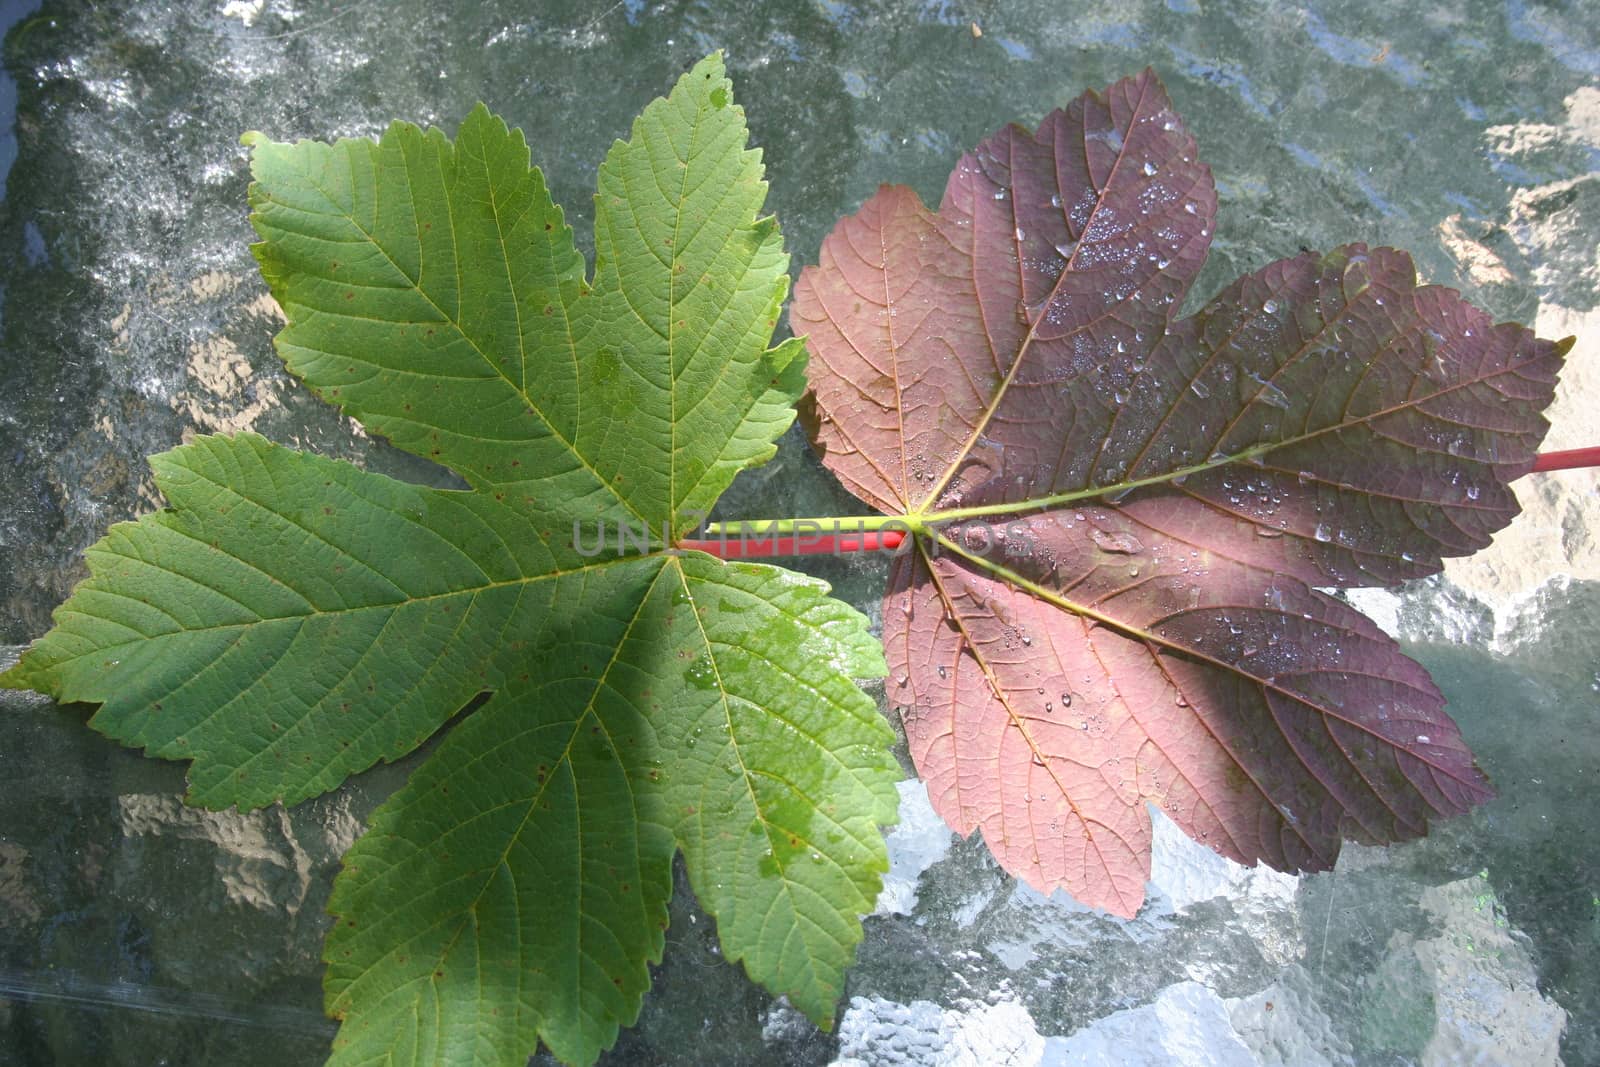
top-left (0, 54), bottom-right (899, 1067)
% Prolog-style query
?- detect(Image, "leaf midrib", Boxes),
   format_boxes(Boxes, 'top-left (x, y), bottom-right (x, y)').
top-left (904, 345), bottom-right (1538, 531)
top-left (931, 529), bottom-right (1481, 799)
top-left (330, 560), bottom-right (670, 1040)
top-left (47, 556), bottom-right (656, 665)
top-left (917, 538), bottom-right (1141, 914)
top-left (675, 560), bottom-right (878, 1004)
top-left (281, 161), bottom-right (652, 530)
top-left (916, 76), bottom-right (1155, 513)
top-left (674, 561), bottom-right (823, 988)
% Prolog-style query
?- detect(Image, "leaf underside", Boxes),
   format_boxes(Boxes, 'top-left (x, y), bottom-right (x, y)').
top-left (794, 69), bottom-right (1567, 917)
top-left (1, 54), bottom-right (899, 1067)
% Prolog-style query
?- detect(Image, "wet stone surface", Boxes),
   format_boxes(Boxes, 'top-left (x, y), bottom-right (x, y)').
top-left (1, 1), bottom-right (1596, 1064)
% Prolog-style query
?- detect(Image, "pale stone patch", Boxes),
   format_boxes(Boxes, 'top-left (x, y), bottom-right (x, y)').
top-left (875, 778), bottom-right (957, 917)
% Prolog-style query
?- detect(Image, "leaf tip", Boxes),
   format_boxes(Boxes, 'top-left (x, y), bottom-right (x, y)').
top-left (683, 50), bottom-right (729, 90)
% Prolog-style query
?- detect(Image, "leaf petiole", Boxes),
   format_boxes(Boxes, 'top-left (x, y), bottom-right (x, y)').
top-left (678, 529), bottom-right (907, 558)
top-left (687, 516), bottom-right (916, 559)
top-left (702, 515), bottom-right (921, 537)
top-left (1530, 446), bottom-right (1600, 472)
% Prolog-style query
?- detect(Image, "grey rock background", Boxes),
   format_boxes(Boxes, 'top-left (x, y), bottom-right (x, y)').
top-left (0, 1), bottom-right (1595, 1064)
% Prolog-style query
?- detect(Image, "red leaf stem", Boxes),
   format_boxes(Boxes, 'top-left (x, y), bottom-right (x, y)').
top-left (1530, 447), bottom-right (1600, 472)
top-left (678, 530), bottom-right (906, 559)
